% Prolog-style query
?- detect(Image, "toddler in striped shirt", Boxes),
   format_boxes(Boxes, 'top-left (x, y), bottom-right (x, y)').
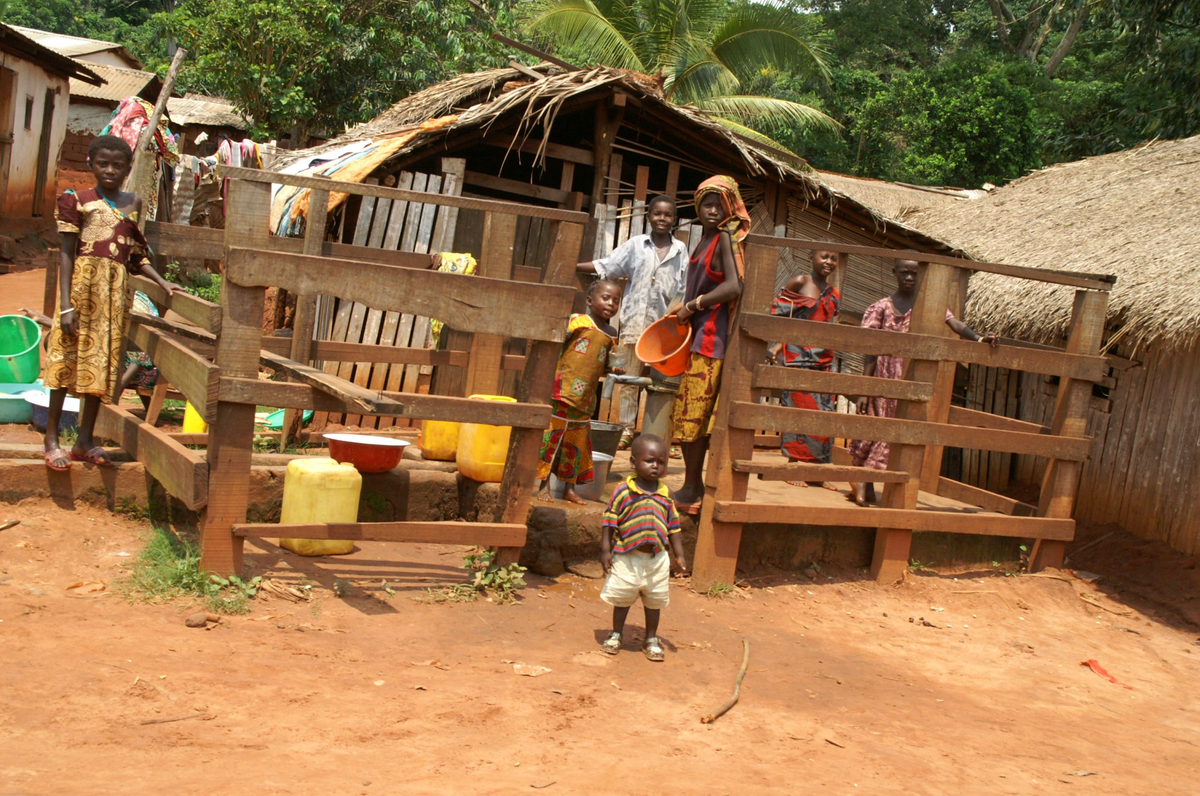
top-left (599, 434), bottom-right (688, 661)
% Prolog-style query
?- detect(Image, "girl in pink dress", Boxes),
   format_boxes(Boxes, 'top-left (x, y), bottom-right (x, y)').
top-left (849, 259), bottom-right (998, 506)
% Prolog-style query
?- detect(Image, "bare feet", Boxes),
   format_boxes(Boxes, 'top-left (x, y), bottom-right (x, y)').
top-left (562, 485), bottom-right (587, 505)
top-left (819, 481), bottom-right (839, 492)
top-left (535, 486), bottom-right (555, 503)
top-left (849, 482), bottom-right (869, 507)
top-left (785, 480), bottom-right (808, 488)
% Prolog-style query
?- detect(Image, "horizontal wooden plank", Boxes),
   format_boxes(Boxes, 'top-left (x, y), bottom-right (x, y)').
top-left (731, 459), bottom-right (911, 483)
top-left (169, 428), bottom-right (419, 447)
top-left (485, 136), bottom-right (595, 166)
top-left (225, 247), bottom-right (575, 343)
top-left (128, 321), bottom-right (220, 423)
top-left (464, 170), bottom-right (570, 204)
top-left (261, 337), bottom-right (528, 371)
top-left (752, 364), bottom-right (934, 402)
top-left (257, 350), bottom-right (407, 413)
top-left (217, 165), bottom-right (589, 223)
top-left (744, 234), bottom-right (1117, 291)
top-left (741, 313), bottom-right (1107, 381)
top-left (936, 477), bottom-right (1036, 517)
top-left (129, 274), bottom-right (222, 334)
top-left (233, 520), bottom-right (527, 547)
top-left (143, 221), bottom-right (223, 261)
top-left (95, 403), bottom-right (208, 509)
top-left (729, 401), bottom-right (1091, 460)
top-left (712, 500), bottom-right (1074, 539)
top-left (219, 377), bottom-right (551, 429)
top-left (947, 406), bottom-right (1049, 434)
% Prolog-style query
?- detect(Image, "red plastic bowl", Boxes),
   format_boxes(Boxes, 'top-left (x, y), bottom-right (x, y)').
top-left (323, 433), bottom-right (410, 473)
top-left (636, 315), bottom-right (693, 377)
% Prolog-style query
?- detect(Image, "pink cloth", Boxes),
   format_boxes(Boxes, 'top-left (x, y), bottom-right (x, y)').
top-left (849, 300), bottom-right (954, 471)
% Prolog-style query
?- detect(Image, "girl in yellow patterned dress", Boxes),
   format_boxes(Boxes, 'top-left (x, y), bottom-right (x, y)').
top-left (43, 135), bottom-right (181, 471)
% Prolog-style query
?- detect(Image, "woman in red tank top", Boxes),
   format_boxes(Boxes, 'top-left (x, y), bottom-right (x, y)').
top-left (668, 176), bottom-right (748, 511)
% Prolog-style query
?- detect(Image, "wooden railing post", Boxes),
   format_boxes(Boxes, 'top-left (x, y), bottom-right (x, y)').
top-left (199, 178), bottom-right (269, 577)
top-left (873, 261), bottom-right (955, 582)
top-left (1031, 289), bottom-right (1108, 570)
top-left (282, 185), bottom-right (329, 448)
top-left (465, 210), bottom-right (515, 397)
top-left (919, 267), bottom-right (970, 490)
top-left (692, 243), bottom-right (776, 590)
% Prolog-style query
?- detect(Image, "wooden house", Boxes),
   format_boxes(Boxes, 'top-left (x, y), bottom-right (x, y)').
top-left (270, 64), bottom-right (968, 403)
top-left (915, 136), bottom-right (1200, 556)
top-left (0, 23), bottom-right (101, 228)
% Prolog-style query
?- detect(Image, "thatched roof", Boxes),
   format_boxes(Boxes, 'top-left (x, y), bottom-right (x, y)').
top-left (815, 171), bottom-right (980, 224)
top-left (273, 64), bottom-right (956, 254)
top-left (915, 136), bottom-right (1200, 355)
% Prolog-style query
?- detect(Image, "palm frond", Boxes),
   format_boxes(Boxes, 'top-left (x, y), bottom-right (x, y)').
top-left (525, 0), bottom-right (646, 71)
top-left (706, 114), bottom-right (808, 164)
top-left (664, 33), bottom-right (739, 103)
top-left (697, 94), bottom-right (840, 132)
top-left (709, 3), bottom-right (831, 82)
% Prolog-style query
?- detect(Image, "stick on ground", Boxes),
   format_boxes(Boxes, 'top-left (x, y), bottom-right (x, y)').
top-left (701, 639), bottom-right (750, 724)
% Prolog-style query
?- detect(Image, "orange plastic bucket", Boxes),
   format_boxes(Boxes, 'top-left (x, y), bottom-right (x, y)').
top-left (636, 315), bottom-right (693, 377)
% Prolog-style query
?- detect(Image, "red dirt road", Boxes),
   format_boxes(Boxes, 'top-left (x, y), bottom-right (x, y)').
top-left (2, 501), bottom-right (1198, 795)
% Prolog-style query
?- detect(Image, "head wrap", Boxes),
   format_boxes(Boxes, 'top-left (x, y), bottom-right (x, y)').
top-left (693, 175), bottom-right (750, 283)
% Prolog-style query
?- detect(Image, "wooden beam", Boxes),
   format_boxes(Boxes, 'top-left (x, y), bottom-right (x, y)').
top-left (947, 405), bottom-right (1050, 434)
top-left (752, 364), bottom-right (935, 403)
top-left (129, 274), bottom-right (222, 335)
top-left (745, 234), bottom-right (1117, 291)
top-left (219, 377), bottom-right (551, 428)
top-left (144, 221), bottom-right (223, 261)
top-left (233, 520), bottom-right (526, 547)
top-left (729, 401), bottom-right (1090, 460)
top-left (936, 477), bottom-right (1036, 516)
top-left (711, 501), bottom-right (1074, 540)
top-left (466, 211), bottom-right (517, 396)
top-left (128, 321), bottom-right (220, 424)
top-left (463, 170), bottom-right (570, 204)
top-left (484, 135), bottom-right (595, 166)
top-left (741, 312), bottom-right (1107, 381)
top-left (216, 165), bottom-right (589, 223)
top-left (259, 337), bottom-right (527, 370)
top-left (95, 403), bottom-right (208, 509)
top-left (731, 459), bottom-right (911, 483)
top-left (258, 350), bottom-right (407, 413)
top-left (224, 246), bottom-right (575, 344)
top-left (283, 184), bottom-right (330, 448)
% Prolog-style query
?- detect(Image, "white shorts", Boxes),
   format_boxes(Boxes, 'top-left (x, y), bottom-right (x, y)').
top-left (600, 549), bottom-right (670, 610)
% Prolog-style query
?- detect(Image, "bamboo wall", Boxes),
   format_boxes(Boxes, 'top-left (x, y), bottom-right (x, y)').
top-left (1010, 347), bottom-right (1200, 556)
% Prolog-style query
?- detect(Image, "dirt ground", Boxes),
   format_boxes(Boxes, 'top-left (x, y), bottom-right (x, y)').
top-left (1, 498), bottom-right (1198, 796)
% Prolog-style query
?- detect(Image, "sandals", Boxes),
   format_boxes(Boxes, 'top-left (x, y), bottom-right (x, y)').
top-left (44, 448), bottom-right (72, 472)
top-left (600, 631), bottom-right (622, 655)
top-left (642, 637), bottom-right (665, 662)
top-left (70, 446), bottom-right (114, 468)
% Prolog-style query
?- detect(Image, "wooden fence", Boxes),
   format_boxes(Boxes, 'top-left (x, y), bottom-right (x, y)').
top-left (100, 166), bottom-right (587, 576)
top-left (691, 234), bottom-right (1115, 587)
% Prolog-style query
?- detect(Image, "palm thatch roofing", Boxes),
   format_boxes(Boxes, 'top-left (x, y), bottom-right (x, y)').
top-left (915, 136), bottom-right (1200, 355)
top-left (814, 171), bottom-right (981, 224)
top-left (274, 63), bottom-right (957, 254)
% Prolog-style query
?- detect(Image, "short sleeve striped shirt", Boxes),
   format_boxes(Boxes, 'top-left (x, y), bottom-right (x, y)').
top-left (602, 476), bottom-right (681, 555)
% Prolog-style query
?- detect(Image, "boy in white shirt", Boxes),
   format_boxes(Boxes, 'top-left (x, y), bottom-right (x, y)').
top-left (577, 196), bottom-right (687, 448)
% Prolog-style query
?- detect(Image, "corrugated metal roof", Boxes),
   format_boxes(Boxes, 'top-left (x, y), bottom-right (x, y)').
top-left (8, 23), bottom-right (143, 69)
top-left (70, 62), bottom-right (159, 102)
top-left (167, 95), bottom-right (250, 130)
top-left (0, 23), bottom-right (103, 84)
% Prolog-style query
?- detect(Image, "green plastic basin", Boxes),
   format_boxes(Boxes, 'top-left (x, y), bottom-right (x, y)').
top-left (0, 315), bottom-right (41, 383)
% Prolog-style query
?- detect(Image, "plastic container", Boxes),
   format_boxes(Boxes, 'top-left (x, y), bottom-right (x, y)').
top-left (324, 432), bottom-right (410, 473)
top-left (24, 388), bottom-right (79, 432)
top-left (456, 394), bottom-right (517, 483)
top-left (589, 420), bottom-right (624, 459)
top-left (635, 315), bottom-right (693, 377)
top-left (183, 402), bottom-right (208, 434)
top-left (0, 315), bottom-right (41, 383)
top-left (420, 418), bottom-right (461, 461)
top-left (0, 383), bottom-right (36, 424)
top-left (550, 452), bottom-right (615, 503)
top-left (262, 407), bottom-right (313, 430)
top-left (279, 457), bottom-right (362, 556)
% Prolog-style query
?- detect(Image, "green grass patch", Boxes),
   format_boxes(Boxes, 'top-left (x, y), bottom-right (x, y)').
top-left (118, 527), bottom-right (260, 614)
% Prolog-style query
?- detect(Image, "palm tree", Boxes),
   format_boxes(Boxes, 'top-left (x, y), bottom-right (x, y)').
top-left (524, 0), bottom-right (839, 149)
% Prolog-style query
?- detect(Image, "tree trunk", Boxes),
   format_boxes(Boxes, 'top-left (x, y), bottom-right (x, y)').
top-left (1025, 1), bottom-right (1064, 63)
top-left (1045, 5), bottom-right (1088, 78)
top-left (985, 0), bottom-right (1016, 51)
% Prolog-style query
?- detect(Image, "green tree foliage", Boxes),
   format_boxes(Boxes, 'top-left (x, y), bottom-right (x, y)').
top-left (162, 0), bottom-right (509, 140)
top-left (523, 0), bottom-right (838, 148)
top-left (1, 0), bottom-right (171, 66)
